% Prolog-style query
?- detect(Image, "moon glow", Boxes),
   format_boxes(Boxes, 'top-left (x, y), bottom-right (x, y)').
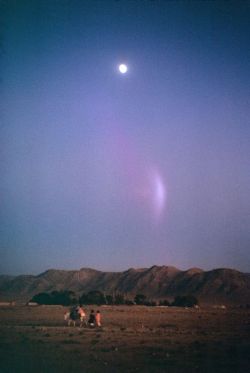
top-left (119, 64), bottom-right (128, 74)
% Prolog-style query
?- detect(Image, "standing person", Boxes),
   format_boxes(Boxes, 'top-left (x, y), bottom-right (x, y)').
top-left (69, 305), bottom-right (79, 327)
top-left (78, 304), bottom-right (87, 327)
top-left (95, 310), bottom-right (101, 327)
top-left (70, 305), bottom-right (78, 317)
top-left (88, 309), bottom-right (95, 327)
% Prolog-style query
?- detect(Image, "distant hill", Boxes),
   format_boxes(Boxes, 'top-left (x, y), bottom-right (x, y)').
top-left (0, 266), bottom-right (250, 305)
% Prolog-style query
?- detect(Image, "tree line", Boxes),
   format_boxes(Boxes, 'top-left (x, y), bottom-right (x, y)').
top-left (31, 290), bottom-right (198, 308)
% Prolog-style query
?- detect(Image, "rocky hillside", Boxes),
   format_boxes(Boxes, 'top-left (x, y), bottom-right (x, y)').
top-left (0, 266), bottom-right (250, 305)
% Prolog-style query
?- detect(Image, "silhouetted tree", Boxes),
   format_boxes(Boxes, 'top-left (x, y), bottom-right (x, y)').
top-left (31, 290), bottom-right (77, 306)
top-left (134, 294), bottom-right (147, 305)
top-left (114, 293), bottom-right (125, 305)
top-left (105, 294), bottom-right (114, 305)
top-left (31, 292), bottom-right (52, 305)
top-left (144, 300), bottom-right (157, 306)
top-left (172, 295), bottom-right (198, 307)
top-left (125, 299), bottom-right (134, 305)
top-left (50, 290), bottom-right (77, 306)
top-left (79, 290), bottom-right (106, 305)
top-left (159, 299), bottom-right (170, 306)
top-left (79, 293), bottom-right (88, 304)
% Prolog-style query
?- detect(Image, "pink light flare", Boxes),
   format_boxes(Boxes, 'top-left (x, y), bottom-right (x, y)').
top-left (150, 169), bottom-right (167, 221)
top-left (133, 167), bottom-right (167, 223)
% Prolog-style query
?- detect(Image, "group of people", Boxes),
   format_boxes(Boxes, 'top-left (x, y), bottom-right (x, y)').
top-left (88, 309), bottom-right (101, 327)
top-left (65, 305), bottom-right (101, 327)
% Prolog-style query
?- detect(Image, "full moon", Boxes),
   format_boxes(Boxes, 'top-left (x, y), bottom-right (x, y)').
top-left (119, 64), bottom-right (128, 74)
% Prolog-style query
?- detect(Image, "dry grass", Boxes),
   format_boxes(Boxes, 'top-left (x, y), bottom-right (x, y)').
top-left (0, 305), bottom-right (249, 372)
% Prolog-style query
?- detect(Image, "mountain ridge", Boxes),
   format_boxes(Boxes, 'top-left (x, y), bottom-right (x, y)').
top-left (0, 265), bottom-right (249, 305)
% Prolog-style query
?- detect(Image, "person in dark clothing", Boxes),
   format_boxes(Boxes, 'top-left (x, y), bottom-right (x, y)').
top-left (70, 306), bottom-right (79, 321)
top-left (88, 309), bottom-right (96, 327)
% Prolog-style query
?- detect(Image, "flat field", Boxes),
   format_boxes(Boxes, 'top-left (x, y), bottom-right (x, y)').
top-left (0, 305), bottom-right (249, 372)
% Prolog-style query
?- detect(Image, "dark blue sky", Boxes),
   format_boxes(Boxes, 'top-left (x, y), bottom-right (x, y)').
top-left (1, 0), bottom-right (250, 275)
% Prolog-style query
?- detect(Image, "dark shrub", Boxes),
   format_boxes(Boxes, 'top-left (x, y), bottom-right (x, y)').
top-left (144, 301), bottom-right (157, 307)
top-left (125, 300), bottom-right (135, 305)
top-left (159, 299), bottom-right (170, 306)
top-left (134, 294), bottom-right (147, 305)
top-left (105, 294), bottom-right (114, 305)
top-left (80, 290), bottom-right (106, 305)
top-left (31, 292), bottom-right (52, 305)
top-left (114, 293), bottom-right (125, 305)
top-left (50, 290), bottom-right (77, 306)
top-left (172, 295), bottom-right (198, 307)
top-left (31, 290), bottom-right (77, 306)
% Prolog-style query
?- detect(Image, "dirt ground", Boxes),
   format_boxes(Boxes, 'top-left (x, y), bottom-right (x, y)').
top-left (0, 305), bottom-right (249, 373)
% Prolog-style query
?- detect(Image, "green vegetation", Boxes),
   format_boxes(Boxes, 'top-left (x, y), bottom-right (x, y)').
top-left (31, 290), bottom-right (77, 306)
top-left (79, 290), bottom-right (106, 305)
top-left (31, 290), bottom-right (198, 307)
top-left (172, 295), bottom-right (198, 307)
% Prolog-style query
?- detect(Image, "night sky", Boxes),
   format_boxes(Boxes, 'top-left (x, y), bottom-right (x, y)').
top-left (1, 0), bottom-right (250, 275)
